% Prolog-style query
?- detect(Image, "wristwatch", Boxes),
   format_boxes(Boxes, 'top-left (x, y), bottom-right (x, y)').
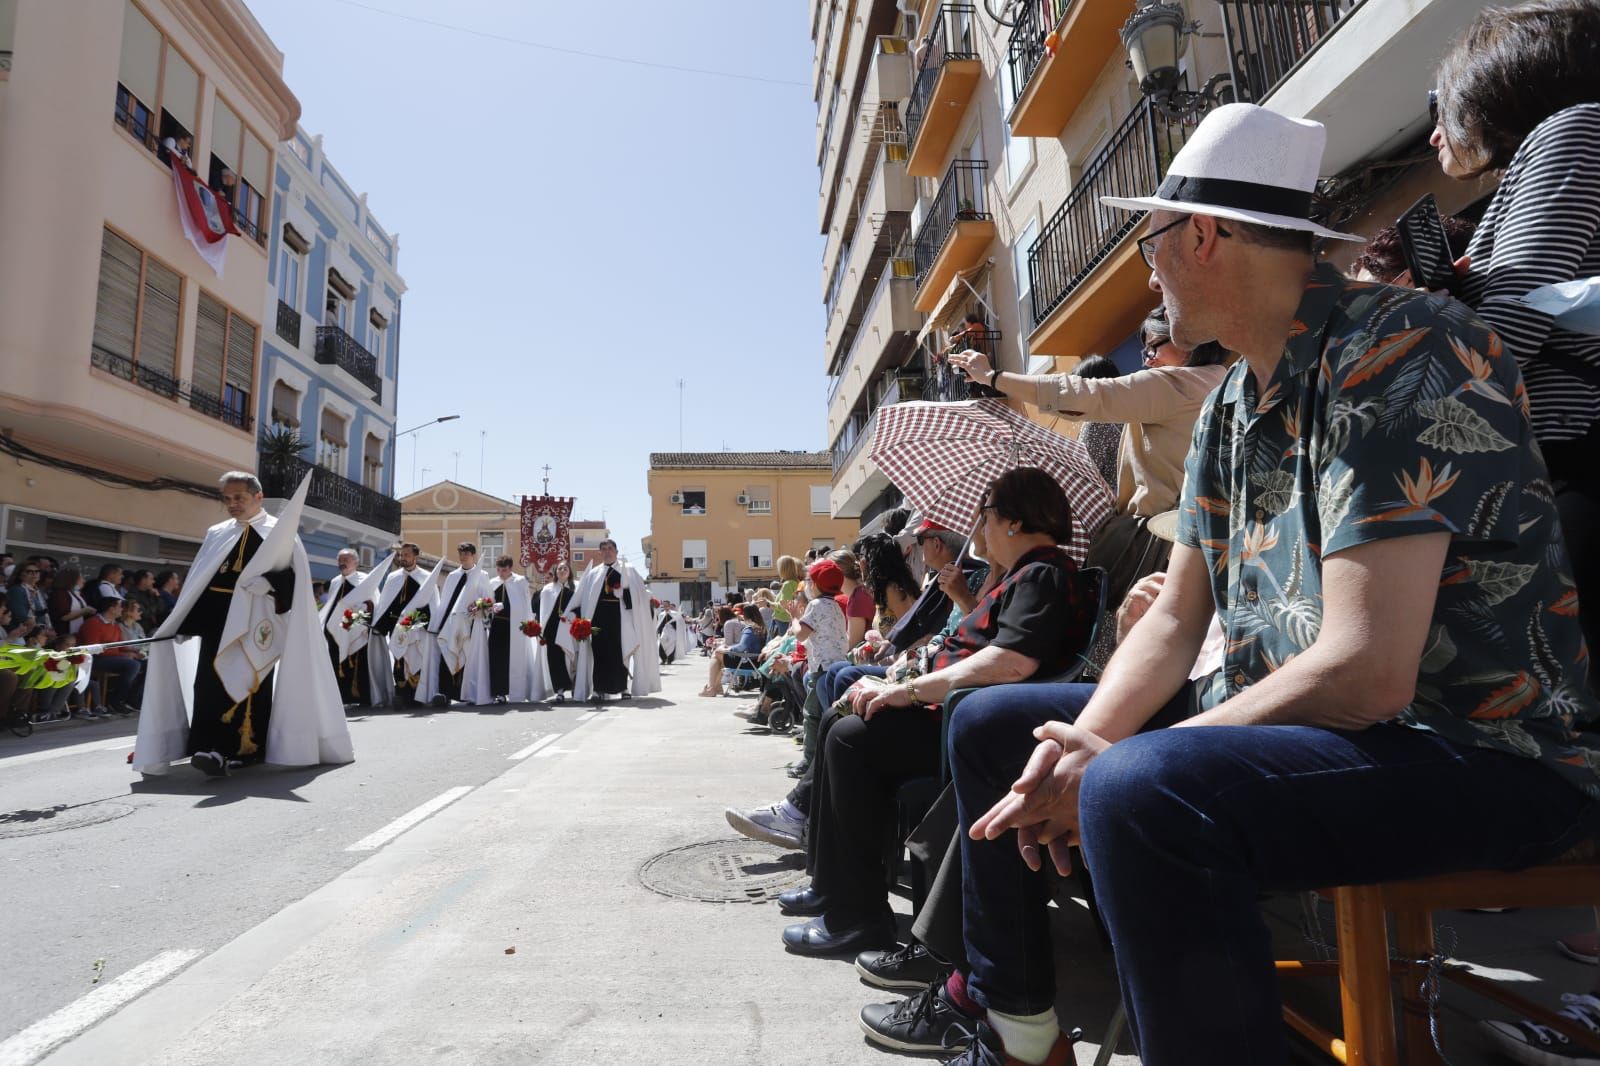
top-left (986, 366), bottom-right (1001, 388)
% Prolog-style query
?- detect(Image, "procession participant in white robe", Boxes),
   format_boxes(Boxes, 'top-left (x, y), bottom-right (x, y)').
top-left (556, 539), bottom-right (661, 702)
top-left (657, 602), bottom-right (690, 665)
top-left (427, 542), bottom-right (488, 706)
top-left (329, 550), bottom-right (397, 710)
top-left (133, 471), bottom-right (352, 777)
top-left (530, 561), bottom-right (577, 703)
top-left (318, 549), bottom-right (367, 704)
top-left (466, 555), bottom-right (535, 704)
top-left (378, 546), bottom-right (437, 706)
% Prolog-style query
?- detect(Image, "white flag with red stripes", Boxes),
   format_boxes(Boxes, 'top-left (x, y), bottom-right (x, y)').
top-left (169, 157), bottom-right (238, 279)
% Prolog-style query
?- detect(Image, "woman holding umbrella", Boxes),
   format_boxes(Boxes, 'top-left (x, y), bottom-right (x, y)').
top-left (950, 306), bottom-right (1230, 668)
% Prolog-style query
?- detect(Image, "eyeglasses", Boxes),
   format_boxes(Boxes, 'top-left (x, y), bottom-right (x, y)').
top-left (1428, 89), bottom-right (1438, 127)
top-left (1137, 215), bottom-right (1233, 269)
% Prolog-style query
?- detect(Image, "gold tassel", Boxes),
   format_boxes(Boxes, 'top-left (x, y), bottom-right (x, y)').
top-left (237, 691), bottom-right (257, 756)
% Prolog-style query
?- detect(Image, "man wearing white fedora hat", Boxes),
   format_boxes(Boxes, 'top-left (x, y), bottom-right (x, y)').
top-left (954, 104), bottom-right (1598, 1066)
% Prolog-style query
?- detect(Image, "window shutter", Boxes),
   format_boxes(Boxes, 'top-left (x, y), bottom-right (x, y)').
top-left (271, 380), bottom-right (301, 426)
top-left (92, 229), bottom-right (141, 364)
top-left (117, 2), bottom-right (160, 109)
top-left (241, 131), bottom-right (270, 196)
top-left (192, 293), bottom-right (227, 399)
top-left (137, 257), bottom-right (181, 377)
top-left (320, 408), bottom-right (347, 446)
top-left (211, 98), bottom-right (242, 172)
top-left (161, 48), bottom-right (199, 134)
top-left (225, 315), bottom-right (255, 393)
top-left (363, 434), bottom-right (382, 465)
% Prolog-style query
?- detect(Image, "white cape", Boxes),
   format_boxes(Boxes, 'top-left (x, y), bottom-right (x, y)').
top-left (556, 562), bottom-right (661, 700)
top-left (134, 510), bottom-right (353, 775)
top-left (464, 573), bottom-right (534, 704)
top-left (329, 552), bottom-right (397, 708)
top-left (385, 566), bottom-right (438, 699)
top-left (657, 610), bottom-right (691, 662)
top-left (429, 566), bottom-right (489, 690)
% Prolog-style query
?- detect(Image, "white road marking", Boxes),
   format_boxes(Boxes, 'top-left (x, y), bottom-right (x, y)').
top-left (0, 949), bottom-right (201, 1066)
top-left (576, 711), bottom-right (598, 722)
top-left (533, 745), bottom-right (575, 759)
top-left (507, 734), bottom-right (560, 761)
top-left (0, 737), bottom-right (134, 768)
top-left (345, 787), bottom-right (473, 852)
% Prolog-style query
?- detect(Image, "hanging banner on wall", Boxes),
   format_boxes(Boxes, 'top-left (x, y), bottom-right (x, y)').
top-left (520, 495), bottom-right (574, 574)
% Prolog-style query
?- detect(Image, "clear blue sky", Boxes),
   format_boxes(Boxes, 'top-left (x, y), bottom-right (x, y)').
top-left (249, 0), bottom-right (825, 562)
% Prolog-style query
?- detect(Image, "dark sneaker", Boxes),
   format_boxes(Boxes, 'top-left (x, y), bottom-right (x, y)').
top-left (1480, 992), bottom-right (1600, 1065)
top-left (857, 941), bottom-right (952, 991)
top-left (860, 979), bottom-right (979, 1055)
top-left (725, 803), bottom-right (805, 850)
top-left (939, 1021), bottom-right (1076, 1065)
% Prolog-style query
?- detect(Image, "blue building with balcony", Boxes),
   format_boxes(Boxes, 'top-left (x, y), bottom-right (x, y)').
top-left (258, 127), bottom-right (406, 579)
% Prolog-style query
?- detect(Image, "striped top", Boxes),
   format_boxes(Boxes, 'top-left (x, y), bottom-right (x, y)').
top-left (1460, 104), bottom-right (1600, 444)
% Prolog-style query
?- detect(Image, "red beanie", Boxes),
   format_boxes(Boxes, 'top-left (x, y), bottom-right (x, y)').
top-left (807, 559), bottom-right (845, 595)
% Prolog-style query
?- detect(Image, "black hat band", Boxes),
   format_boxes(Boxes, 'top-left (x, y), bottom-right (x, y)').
top-left (1155, 173), bottom-right (1313, 219)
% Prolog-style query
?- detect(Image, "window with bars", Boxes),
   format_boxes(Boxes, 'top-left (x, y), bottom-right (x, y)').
top-left (207, 94), bottom-right (271, 245)
top-left (91, 227), bottom-right (181, 391)
top-left (191, 291), bottom-right (256, 429)
top-left (114, 1), bottom-right (200, 165)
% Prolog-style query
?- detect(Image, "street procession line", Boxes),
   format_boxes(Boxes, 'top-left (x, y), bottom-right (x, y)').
top-left (507, 733), bottom-right (560, 760)
top-left (345, 786), bottom-right (473, 852)
top-left (0, 949), bottom-right (201, 1066)
top-left (0, 737), bottom-right (134, 769)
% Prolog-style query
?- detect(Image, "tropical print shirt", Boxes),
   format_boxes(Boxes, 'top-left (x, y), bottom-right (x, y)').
top-left (1176, 265), bottom-right (1599, 794)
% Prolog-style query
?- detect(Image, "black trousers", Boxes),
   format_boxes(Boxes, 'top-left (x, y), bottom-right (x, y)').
top-left (805, 706), bottom-right (942, 926)
top-left (187, 625), bottom-right (274, 760)
top-left (590, 598), bottom-right (627, 694)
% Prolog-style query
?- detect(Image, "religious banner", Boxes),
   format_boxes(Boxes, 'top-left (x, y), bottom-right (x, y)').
top-left (169, 157), bottom-right (239, 279)
top-left (520, 495), bottom-right (574, 575)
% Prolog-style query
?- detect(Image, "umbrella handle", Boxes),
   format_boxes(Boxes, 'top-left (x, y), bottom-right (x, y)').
top-left (955, 509), bottom-right (986, 569)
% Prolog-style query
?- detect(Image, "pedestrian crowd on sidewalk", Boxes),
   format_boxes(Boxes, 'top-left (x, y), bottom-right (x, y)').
top-left (718, 5), bottom-right (1600, 1063)
top-left (0, 552), bottom-right (183, 724)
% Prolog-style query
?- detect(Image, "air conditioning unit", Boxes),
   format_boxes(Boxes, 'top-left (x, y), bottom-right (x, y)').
top-left (669, 492), bottom-right (683, 504)
top-left (736, 494), bottom-right (750, 506)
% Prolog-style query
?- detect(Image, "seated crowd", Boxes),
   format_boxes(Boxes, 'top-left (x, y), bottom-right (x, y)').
top-left (716, 11), bottom-right (1600, 1063)
top-left (1, 554), bottom-right (184, 724)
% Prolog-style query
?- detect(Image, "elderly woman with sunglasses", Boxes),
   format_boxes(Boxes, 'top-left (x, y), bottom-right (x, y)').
top-left (949, 306), bottom-right (1231, 667)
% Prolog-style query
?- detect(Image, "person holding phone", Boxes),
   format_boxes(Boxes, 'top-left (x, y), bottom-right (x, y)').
top-left (1431, 0), bottom-right (1600, 690)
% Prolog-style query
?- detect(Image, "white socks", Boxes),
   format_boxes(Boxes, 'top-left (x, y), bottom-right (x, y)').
top-left (988, 1006), bottom-right (1059, 1065)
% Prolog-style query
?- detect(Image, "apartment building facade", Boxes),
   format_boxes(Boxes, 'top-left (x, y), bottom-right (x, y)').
top-left (0, 0), bottom-right (297, 573)
top-left (815, 0), bottom-right (1502, 529)
top-left (259, 125), bottom-right (407, 578)
top-left (644, 452), bottom-right (859, 593)
top-left (399, 480), bottom-right (608, 578)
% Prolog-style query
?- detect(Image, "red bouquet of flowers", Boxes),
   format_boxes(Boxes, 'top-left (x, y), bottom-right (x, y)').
top-left (521, 619), bottom-right (541, 639)
top-left (569, 618), bottom-right (594, 642)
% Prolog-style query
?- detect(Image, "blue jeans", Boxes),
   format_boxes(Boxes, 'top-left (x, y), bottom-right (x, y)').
top-left (91, 655), bottom-right (142, 706)
top-left (947, 682), bottom-right (1192, 1017)
top-left (1079, 721), bottom-right (1597, 1066)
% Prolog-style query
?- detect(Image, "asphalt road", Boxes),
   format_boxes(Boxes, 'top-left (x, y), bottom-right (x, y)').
top-left (0, 697), bottom-right (591, 1045)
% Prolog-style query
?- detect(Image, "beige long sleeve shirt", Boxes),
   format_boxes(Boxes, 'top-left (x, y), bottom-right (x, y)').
top-left (1022, 363), bottom-right (1230, 517)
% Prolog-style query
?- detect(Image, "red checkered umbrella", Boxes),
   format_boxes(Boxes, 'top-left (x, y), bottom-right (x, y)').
top-left (869, 399), bottom-right (1115, 562)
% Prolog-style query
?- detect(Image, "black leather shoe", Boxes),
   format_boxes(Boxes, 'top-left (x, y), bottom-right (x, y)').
top-left (781, 914), bottom-right (897, 957)
top-left (859, 978), bottom-right (977, 1054)
top-left (777, 884), bottom-right (828, 916)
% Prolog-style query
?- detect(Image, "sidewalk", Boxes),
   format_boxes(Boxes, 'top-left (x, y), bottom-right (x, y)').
top-left (39, 664), bottom-right (1134, 1066)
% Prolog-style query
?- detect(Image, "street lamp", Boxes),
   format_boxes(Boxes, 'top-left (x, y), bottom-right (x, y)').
top-left (397, 414), bottom-right (460, 493)
top-left (1119, 1), bottom-right (1232, 120)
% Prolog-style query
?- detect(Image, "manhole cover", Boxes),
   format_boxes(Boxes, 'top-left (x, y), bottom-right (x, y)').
top-left (0, 801), bottom-right (136, 839)
top-left (638, 837), bottom-right (807, 903)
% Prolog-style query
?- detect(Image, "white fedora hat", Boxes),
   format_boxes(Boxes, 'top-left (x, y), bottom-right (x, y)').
top-left (1101, 103), bottom-right (1361, 242)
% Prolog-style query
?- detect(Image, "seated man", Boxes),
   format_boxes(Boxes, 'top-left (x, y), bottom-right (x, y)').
top-left (80, 596), bottom-right (142, 716)
top-left (945, 105), bottom-right (1600, 1066)
top-left (767, 468), bottom-right (1098, 959)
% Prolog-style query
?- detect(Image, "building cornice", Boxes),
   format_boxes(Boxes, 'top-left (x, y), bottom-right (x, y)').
top-left (180, 0), bottom-right (301, 139)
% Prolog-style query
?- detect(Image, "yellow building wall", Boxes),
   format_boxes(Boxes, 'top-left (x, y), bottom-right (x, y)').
top-left (647, 466), bottom-right (858, 585)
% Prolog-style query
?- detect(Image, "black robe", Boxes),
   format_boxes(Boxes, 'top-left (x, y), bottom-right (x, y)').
top-left (181, 525), bottom-right (294, 760)
top-left (488, 582), bottom-right (512, 698)
top-left (590, 567), bottom-right (629, 696)
top-left (542, 585), bottom-right (574, 694)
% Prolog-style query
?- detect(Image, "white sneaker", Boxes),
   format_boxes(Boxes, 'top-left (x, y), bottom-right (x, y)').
top-left (1480, 992), bottom-right (1600, 1065)
top-left (725, 803), bottom-right (805, 850)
